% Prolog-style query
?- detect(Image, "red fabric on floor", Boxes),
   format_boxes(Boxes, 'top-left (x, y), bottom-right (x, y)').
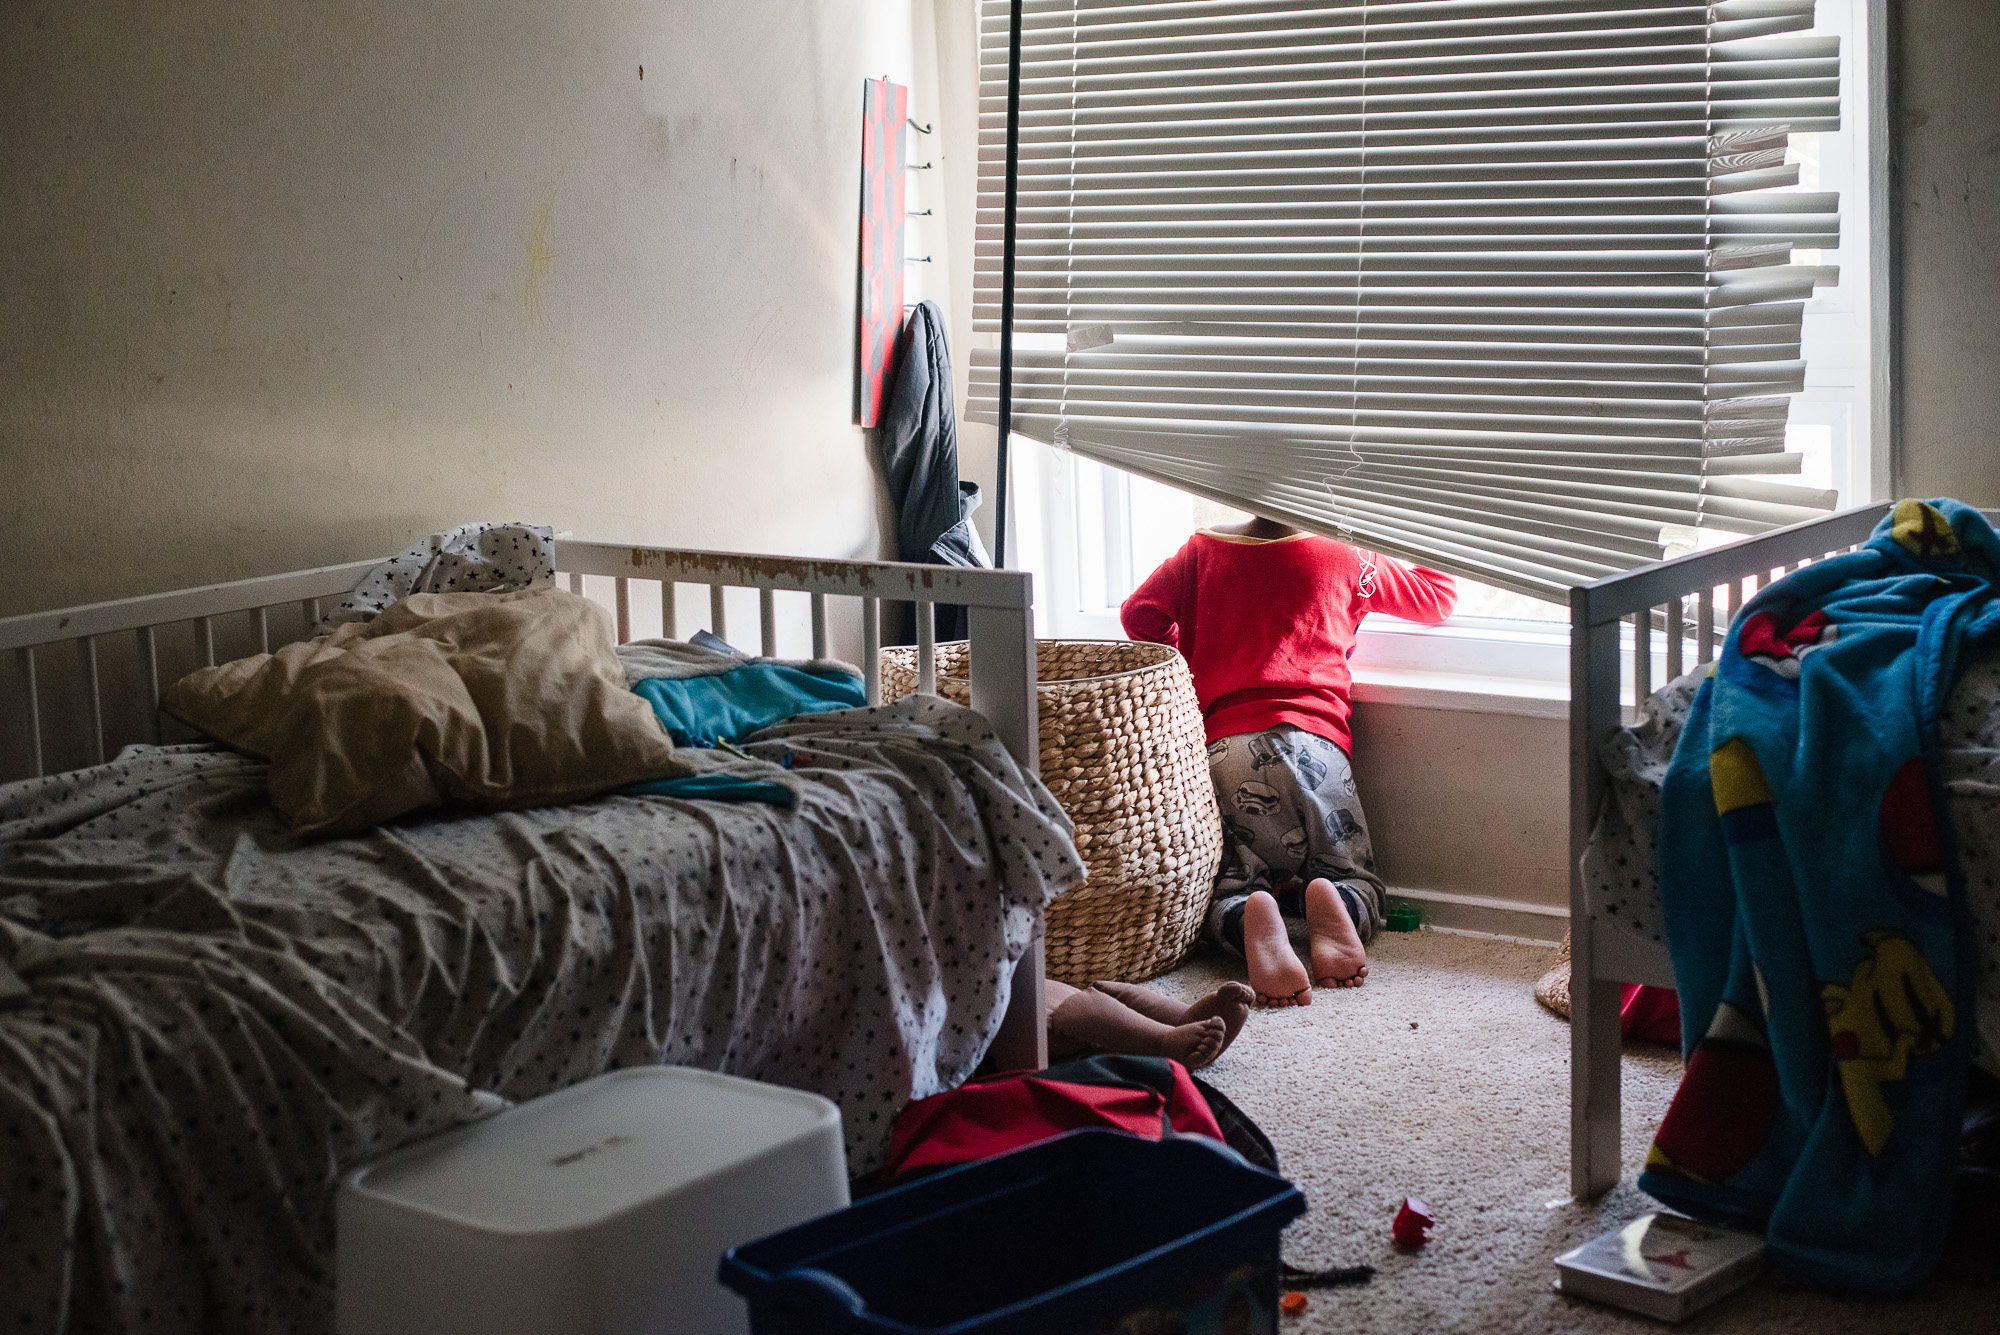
top-left (1621, 983), bottom-right (1682, 1046)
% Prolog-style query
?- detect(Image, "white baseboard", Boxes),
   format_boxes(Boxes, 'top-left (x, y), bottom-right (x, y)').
top-left (1386, 885), bottom-right (1568, 947)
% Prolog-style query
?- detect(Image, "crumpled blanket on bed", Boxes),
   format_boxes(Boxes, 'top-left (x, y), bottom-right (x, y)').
top-left (0, 696), bottom-right (1083, 1335)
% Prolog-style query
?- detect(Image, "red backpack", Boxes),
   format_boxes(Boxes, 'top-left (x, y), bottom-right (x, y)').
top-left (881, 1054), bottom-right (1226, 1184)
top-left (876, 1055), bottom-right (1378, 1290)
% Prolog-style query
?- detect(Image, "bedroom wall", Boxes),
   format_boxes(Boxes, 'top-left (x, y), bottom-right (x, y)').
top-left (1894, 0), bottom-right (2000, 506)
top-left (1351, 700), bottom-right (1569, 936)
top-left (1, 0), bottom-right (954, 624)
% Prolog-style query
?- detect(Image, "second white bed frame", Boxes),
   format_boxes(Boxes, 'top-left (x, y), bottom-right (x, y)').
top-left (1568, 501), bottom-right (2000, 1198)
top-left (0, 539), bottom-right (1048, 1071)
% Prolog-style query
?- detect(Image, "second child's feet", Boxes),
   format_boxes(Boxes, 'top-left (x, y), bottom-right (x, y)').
top-left (1241, 891), bottom-right (1312, 1008)
top-left (1181, 980), bottom-right (1255, 1051)
top-left (1048, 983), bottom-right (1231, 1069)
top-left (1093, 979), bottom-right (1255, 1057)
top-left (1159, 1016), bottom-right (1229, 1070)
top-left (1305, 878), bottom-right (1369, 988)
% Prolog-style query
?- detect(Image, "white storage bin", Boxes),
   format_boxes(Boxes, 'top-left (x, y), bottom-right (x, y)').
top-left (336, 1067), bottom-right (847, 1335)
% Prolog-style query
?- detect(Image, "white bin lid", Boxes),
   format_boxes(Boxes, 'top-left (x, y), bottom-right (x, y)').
top-left (347, 1067), bottom-right (840, 1236)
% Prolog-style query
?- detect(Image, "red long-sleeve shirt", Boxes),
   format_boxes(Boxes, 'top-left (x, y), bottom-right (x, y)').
top-left (1120, 531), bottom-right (1457, 752)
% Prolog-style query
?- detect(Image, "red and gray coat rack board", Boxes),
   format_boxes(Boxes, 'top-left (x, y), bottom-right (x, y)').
top-left (858, 77), bottom-right (907, 427)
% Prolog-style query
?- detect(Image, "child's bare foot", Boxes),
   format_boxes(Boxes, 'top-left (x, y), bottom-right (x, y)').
top-left (1242, 891), bottom-right (1312, 1008)
top-left (1161, 1015), bottom-right (1229, 1070)
top-left (1093, 979), bottom-right (1254, 1058)
top-left (1182, 980), bottom-right (1255, 1052)
top-left (1048, 984), bottom-right (1230, 1068)
top-left (1305, 878), bottom-right (1369, 988)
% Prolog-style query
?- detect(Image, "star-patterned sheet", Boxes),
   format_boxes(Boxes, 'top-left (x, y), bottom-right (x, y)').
top-left (0, 695), bottom-right (1083, 1335)
top-left (1583, 646), bottom-right (2000, 1077)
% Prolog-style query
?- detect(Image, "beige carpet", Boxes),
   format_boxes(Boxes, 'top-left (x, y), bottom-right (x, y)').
top-left (1147, 930), bottom-right (1993, 1333)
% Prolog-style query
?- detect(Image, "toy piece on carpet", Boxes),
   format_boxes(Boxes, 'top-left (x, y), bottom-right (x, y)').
top-left (1045, 979), bottom-right (1253, 1071)
top-left (1392, 1197), bottom-right (1436, 1249)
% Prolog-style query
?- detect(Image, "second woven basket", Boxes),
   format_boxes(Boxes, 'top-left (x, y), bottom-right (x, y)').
top-left (880, 639), bottom-right (1222, 984)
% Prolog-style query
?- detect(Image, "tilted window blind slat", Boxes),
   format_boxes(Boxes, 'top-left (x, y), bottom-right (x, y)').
top-left (972, 0), bottom-right (1840, 600)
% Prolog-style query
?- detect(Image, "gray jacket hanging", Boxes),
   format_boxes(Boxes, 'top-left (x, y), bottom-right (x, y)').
top-left (877, 300), bottom-right (990, 570)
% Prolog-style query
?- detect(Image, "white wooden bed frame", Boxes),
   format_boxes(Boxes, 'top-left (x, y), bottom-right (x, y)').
top-left (1567, 501), bottom-right (2000, 1198)
top-left (0, 540), bottom-right (1048, 1071)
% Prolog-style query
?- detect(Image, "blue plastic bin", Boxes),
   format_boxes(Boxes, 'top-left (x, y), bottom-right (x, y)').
top-left (718, 1130), bottom-right (1307, 1335)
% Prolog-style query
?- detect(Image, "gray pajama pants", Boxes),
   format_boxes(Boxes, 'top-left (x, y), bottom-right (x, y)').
top-left (1203, 724), bottom-right (1386, 953)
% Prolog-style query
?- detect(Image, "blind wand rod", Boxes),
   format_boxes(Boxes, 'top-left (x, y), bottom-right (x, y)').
top-left (993, 0), bottom-right (1022, 568)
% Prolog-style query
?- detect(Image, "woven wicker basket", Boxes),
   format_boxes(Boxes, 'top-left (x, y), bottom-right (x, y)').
top-left (880, 639), bottom-right (1222, 984)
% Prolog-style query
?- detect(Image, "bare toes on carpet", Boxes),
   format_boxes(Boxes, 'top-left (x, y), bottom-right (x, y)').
top-left (1242, 891), bottom-right (1313, 1008)
top-left (1164, 1016), bottom-right (1228, 1070)
top-left (1183, 980), bottom-right (1255, 1052)
top-left (1305, 878), bottom-right (1369, 988)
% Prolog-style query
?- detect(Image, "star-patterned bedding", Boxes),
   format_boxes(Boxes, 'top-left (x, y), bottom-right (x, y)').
top-left (0, 695), bottom-right (1083, 1335)
top-left (1582, 644), bottom-right (2000, 1082)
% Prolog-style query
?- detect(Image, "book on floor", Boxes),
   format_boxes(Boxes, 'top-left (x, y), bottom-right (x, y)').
top-left (1553, 1212), bottom-right (1766, 1322)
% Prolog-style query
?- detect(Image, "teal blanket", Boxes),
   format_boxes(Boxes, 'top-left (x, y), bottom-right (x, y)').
top-left (622, 654), bottom-right (868, 806)
top-left (1644, 499), bottom-right (2000, 1290)
top-left (633, 661), bottom-right (867, 748)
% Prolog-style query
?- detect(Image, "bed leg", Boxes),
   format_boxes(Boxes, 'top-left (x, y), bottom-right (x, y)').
top-left (1571, 970), bottom-right (1625, 1199)
top-left (1571, 593), bottom-right (1625, 1200)
top-left (988, 938), bottom-right (1047, 1072)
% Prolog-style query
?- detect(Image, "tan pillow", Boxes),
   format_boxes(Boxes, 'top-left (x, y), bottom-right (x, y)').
top-left (163, 586), bottom-right (690, 836)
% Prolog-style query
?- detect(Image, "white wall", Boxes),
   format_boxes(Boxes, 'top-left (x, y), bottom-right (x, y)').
top-left (1351, 701), bottom-right (1569, 925)
top-left (0, 0), bottom-right (950, 620)
top-left (1894, 0), bottom-right (2000, 505)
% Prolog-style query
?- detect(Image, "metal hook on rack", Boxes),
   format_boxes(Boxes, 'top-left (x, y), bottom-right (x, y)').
top-left (907, 161), bottom-right (935, 170)
top-left (906, 256), bottom-right (933, 263)
top-left (907, 209), bottom-right (933, 217)
top-left (908, 118), bottom-right (934, 134)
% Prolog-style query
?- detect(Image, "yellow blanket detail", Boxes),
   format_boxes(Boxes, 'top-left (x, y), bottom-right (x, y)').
top-left (1822, 930), bottom-right (1955, 1156)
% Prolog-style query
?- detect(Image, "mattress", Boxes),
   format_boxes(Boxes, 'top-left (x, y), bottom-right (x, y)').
top-left (1582, 647), bottom-right (2000, 1076)
top-left (0, 694), bottom-right (1083, 1334)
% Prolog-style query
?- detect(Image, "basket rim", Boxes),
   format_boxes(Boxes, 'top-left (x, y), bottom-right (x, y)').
top-left (881, 637), bottom-right (1183, 687)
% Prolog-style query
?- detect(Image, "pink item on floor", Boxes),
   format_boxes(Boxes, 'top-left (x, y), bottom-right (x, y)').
top-left (1620, 984), bottom-right (1681, 1046)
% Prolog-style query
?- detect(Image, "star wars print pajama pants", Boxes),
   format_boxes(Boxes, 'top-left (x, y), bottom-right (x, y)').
top-left (1204, 724), bottom-right (1386, 954)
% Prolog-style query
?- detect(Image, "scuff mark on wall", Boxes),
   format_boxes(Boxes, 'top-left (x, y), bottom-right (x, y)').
top-left (524, 197), bottom-right (558, 325)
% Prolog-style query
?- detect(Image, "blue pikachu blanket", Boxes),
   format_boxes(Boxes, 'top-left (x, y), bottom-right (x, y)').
top-left (1642, 499), bottom-right (2000, 1290)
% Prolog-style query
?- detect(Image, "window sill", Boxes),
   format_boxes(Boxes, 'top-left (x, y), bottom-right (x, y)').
top-left (1350, 618), bottom-right (1569, 718)
top-left (1043, 609), bottom-right (1576, 719)
top-left (1350, 666), bottom-right (1567, 720)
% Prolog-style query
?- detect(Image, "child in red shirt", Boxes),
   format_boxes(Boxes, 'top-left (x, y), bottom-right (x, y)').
top-left (1122, 517), bottom-right (1456, 1007)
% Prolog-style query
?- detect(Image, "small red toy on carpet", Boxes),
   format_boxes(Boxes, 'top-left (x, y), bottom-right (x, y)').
top-left (1392, 1197), bottom-right (1435, 1249)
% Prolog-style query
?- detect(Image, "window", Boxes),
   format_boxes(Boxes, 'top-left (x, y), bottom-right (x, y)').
top-left (972, 0), bottom-right (1874, 667)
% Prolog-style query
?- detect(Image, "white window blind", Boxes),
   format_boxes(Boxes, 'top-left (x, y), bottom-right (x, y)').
top-left (970, 0), bottom-right (1842, 601)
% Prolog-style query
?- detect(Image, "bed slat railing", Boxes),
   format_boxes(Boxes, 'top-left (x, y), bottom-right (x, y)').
top-left (20, 648), bottom-right (44, 779)
top-left (550, 543), bottom-right (1036, 757)
top-left (81, 637), bottom-right (105, 766)
top-left (138, 626), bottom-right (163, 744)
top-left (1, 559), bottom-right (381, 781)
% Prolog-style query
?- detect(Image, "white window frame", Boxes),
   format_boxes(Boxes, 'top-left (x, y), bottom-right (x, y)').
top-left (1000, 0), bottom-right (1887, 714)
